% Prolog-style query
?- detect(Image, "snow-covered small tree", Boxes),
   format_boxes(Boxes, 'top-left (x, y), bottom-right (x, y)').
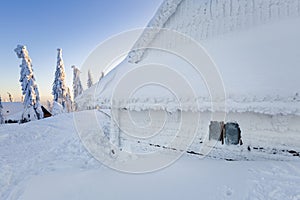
top-left (7, 92), bottom-right (14, 102)
top-left (14, 45), bottom-right (44, 122)
top-left (46, 100), bottom-right (52, 112)
top-left (72, 65), bottom-right (83, 99)
top-left (0, 96), bottom-right (4, 124)
top-left (65, 87), bottom-right (73, 112)
top-left (52, 48), bottom-right (68, 112)
top-left (87, 69), bottom-right (93, 88)
top-left (52, 101), bottom-right (64, 115)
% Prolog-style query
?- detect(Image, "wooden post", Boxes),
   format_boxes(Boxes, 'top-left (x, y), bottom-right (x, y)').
top-left (220, 121), bottom-right (225, 145)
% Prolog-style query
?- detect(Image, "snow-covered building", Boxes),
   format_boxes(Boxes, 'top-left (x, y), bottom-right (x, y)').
top-left (2, 102), bottom-right (23, 123)
top-left (77, 0), bottom-right (300, 156)
top-left (1, 102), bottom-right (51, 123)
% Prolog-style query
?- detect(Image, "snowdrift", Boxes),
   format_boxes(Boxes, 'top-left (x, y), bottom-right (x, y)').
top-left (0, 111), bottom-right (300, 199)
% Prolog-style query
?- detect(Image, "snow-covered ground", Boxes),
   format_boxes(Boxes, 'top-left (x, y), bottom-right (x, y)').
top-left (17, 159), bottom-right (300, 200)
top-left (2, 1), bottom-right (300, 199)
top-left (0, 111), bottom-right (299, 200)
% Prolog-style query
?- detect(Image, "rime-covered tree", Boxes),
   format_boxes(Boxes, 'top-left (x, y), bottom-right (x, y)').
top-left (0, 96), bottom-right (4, 124)
top-left (72, 65), bottom-right (83, 99)
top-left (52, 48), bottom-right (68, 111)
top-left (14, 45), bottom-right (44, 122)
top-left (7, 92), bottom-right (14, 102)
top-left (46, 100), bottom-right (52, 112)
top-left (65, 87), bottom-right (73, 112)
top-left (87, 69), bottom-right (93, 88)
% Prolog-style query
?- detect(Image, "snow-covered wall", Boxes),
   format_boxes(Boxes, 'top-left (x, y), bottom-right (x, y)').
top-left (113, 109), bottom-right (300, 160)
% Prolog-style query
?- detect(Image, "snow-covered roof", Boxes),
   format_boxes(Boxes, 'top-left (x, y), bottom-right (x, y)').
top-left (2, 102), bottom-right (23, 121)
top-left (77, 0), bottom-right (300, 115)
top-left (128, 0), bottom-right (300, 63)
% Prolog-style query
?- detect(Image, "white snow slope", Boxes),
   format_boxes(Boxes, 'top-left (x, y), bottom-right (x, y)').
top-left (0, 111), bottom-right (299, 200)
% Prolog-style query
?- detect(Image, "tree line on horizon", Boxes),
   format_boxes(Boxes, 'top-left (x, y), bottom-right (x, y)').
top-left (0, 45), bottom-right (94, 124)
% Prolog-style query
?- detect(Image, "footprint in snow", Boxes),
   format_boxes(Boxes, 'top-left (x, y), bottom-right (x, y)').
top-left (226, 187), bottom-right (233, 196)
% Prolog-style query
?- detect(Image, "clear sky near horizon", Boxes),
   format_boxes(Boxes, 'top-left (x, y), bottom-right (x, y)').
top-left (0, 0), bottom-right (163, 103)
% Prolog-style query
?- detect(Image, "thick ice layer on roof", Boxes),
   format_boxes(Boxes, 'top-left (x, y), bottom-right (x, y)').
top-left (128, 0), bottom-right (300, 63)
top-left (77, 0), bottom-right (300, 115)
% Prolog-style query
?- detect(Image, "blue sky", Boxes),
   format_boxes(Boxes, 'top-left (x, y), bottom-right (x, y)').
top-left (0, 0), bottom-right (162, 102)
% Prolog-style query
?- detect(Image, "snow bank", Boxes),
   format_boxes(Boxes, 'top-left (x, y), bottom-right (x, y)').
top-left (0, 113), bottom-right (101, 199)
top-left (51, 101), bottom-right (65, 115)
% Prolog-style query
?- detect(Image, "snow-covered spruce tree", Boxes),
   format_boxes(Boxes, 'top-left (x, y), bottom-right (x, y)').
top-left (52, 48), bottom-right (68, 113)
top-left (14, 45), bottom-right (44, 122)
top-left (87, 69), bottom-right (93, 88)
top-left (72, 65), bottom-right (83, 99)
top-left (0, 96), bottom-right (4, 124)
